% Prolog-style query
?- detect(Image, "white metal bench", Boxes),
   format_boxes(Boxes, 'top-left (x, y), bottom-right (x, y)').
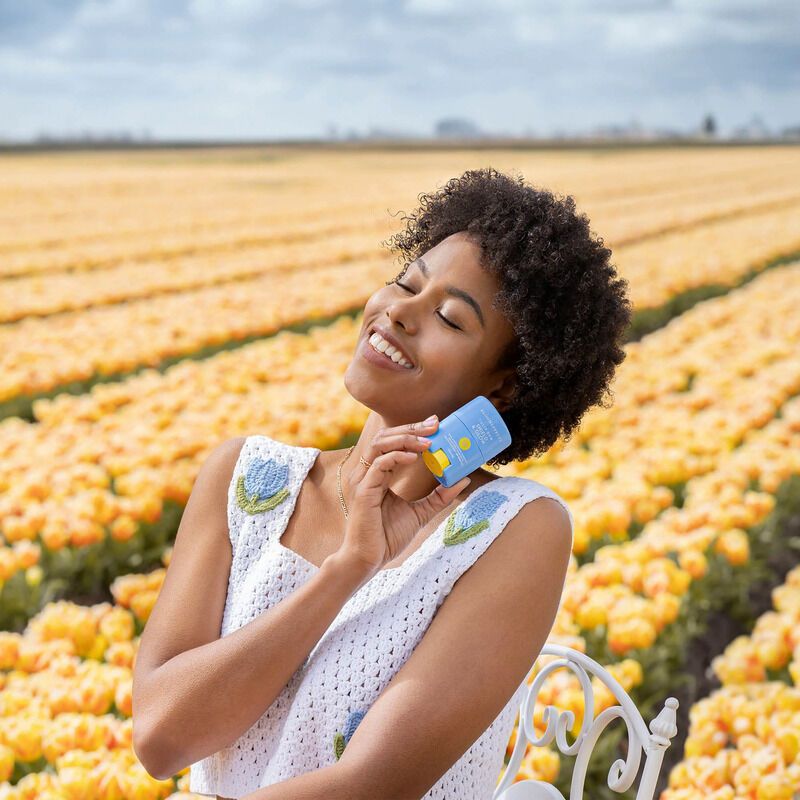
top-left (493, 644), bottom-right (679, 800)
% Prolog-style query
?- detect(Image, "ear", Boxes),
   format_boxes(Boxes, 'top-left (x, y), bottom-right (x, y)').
top-left (486, 366), bottom-right (518, 414)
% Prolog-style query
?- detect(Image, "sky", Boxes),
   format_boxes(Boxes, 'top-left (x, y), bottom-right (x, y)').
top-left (0, 0), bottom-right (798, 141)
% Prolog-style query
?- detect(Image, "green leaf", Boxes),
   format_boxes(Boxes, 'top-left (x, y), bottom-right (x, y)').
top-left (333, 732), bottom-right (346, 760)
top-left (236, 476), bottom-right (290, 514)
top-left (444, 517), bottom-right (489, 546)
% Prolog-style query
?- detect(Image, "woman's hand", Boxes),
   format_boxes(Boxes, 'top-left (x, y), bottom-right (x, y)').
top-left (338, 415), bottom-right (471, 576)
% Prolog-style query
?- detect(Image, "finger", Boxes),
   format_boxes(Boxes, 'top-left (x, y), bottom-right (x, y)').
top-left (410, 476), bottom-right (472, 525)
top-left (384, 415), bottom-right (439, 438)
top-left (401, 415), bottom-right (439, 436)
top-left (379, 416), bottom-right (439, 451)
top-left (350, 417), bottom-right (440, 485)
top-left (369, 431), bottom-right (437, 461)
top-left (355, 450), bottom-right (418, 498)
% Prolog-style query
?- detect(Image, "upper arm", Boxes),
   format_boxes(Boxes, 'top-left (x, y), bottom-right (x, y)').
top-left (132, 436), bottom-right (247, 729)
top-left (335, 496), bottom-right (573, 800)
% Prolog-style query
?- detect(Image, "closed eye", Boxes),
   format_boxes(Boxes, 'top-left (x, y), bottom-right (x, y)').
top-left (394, 281), bottom-right (462, 330)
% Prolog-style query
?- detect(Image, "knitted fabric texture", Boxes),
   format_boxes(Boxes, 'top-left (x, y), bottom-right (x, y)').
top-left (189, 434), bottom-right (574, 799)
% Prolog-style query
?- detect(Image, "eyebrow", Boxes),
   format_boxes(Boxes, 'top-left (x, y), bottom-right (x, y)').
top-left (408, 257), bottom-right (485, 328)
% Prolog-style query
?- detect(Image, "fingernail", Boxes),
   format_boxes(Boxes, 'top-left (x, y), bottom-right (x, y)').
top-left (417, 436), bottom-right (432, 444)
top-left (424, 414), bottom-right (438, 424)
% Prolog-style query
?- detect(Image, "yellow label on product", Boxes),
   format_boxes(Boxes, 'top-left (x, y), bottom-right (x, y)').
top-left (423, 448), bottom-right (450, 477)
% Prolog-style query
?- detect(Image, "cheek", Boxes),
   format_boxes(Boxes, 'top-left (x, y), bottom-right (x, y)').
top-left (453, 342), bottom-right (494, 391)
top-left (422, 331), bottom-right (478, 374)
top-left (362, 290), bottom-right (390, 320)
top-left (362, 294), bottom-right (378, 314)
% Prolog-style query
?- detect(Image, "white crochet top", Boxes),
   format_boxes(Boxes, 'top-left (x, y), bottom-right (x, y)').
top-left (189, 434), bottom-right (574, 799)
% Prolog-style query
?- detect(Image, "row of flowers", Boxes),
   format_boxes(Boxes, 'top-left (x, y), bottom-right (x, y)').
top-left (4, 176), bottom-right (800, 321)
top-left (0, 260), bottom-right (798, 632)
top-left (3, 149), bottom-right (798, 281)
top-left (0, 255), bottom-right (387, 411)
top-left (610, 197), bottom-right (800, 311)
top-left (658, 563), bottom-right (800, 799)
top-left (0, 567), bottom-right (177, 799)
top-left (553, 389), bottom-right (799, 665)
top-left (0, 164), bottom-right (416, 278)
top-left (0, 179), bottom-right (402, 264)
top-left (0, 225), bottom-right (389, 323)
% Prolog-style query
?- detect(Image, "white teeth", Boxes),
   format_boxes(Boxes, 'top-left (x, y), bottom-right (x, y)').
top-left (368, 332), bottom-right (413, 368)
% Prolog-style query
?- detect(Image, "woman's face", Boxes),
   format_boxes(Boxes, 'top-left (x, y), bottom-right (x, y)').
top-left (344, 231), bottom-right (518, 425)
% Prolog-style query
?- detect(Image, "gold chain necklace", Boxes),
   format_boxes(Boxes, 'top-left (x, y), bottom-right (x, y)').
top-left (336, 444), bottom-right (356, 520)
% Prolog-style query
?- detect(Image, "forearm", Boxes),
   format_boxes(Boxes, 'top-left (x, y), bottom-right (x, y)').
top-left (136, 551), bottom-right (371, 779)
top-left (240, 761), bottom-right (391, 800)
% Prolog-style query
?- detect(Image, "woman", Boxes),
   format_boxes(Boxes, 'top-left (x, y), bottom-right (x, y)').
top-left (131, 167), bottom-right (631, 799)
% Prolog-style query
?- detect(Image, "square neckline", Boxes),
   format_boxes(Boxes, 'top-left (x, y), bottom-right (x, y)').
top-left (272, 440), bottom-right (517, 579)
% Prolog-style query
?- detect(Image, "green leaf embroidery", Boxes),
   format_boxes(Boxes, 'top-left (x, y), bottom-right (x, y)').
top-left (441, 489), bottom-right (507, 547)
top-left (333, 732), bottom-right (346, 760)
top-left (236, 475), bottom-right (290, 514)
top-left (443, 515), bottom-right (490, 546)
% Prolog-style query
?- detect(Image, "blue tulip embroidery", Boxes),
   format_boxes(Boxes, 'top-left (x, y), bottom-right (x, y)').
top-left (333, 708), bottom-right (367, 760)
top-left (236, 457), bottom-right (290, 514)
top-left (443, 490), bottom-right (508, 546)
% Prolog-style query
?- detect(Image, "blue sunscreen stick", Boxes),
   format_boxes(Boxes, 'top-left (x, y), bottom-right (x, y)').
top-left (421, 396), bottom-right (512, 488)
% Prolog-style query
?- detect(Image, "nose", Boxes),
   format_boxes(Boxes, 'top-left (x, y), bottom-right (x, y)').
top-left (385, 299), bottom-right (418, 334)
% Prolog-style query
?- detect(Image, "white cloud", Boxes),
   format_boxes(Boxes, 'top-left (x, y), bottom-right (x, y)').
top-left (0, 0), bottom-right (797, 140)
top-left (73, 0), bottom-right (142, 26)
top-left (405, 0), bottom-right (460, 15)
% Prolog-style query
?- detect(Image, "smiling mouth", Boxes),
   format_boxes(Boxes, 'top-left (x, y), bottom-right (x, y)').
top-left (366, 327), bottom-right (415, 369)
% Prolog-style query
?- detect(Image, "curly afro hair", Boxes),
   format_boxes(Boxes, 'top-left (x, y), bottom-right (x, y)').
top-left (379, 166), bottom-right (632, 466)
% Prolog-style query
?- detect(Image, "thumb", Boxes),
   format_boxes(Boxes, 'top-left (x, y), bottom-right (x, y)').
top-left (413, 476), bottom-right (472, 524)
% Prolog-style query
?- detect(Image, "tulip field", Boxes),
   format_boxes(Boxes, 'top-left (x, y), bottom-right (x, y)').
top-left (1, 144), bottom-right (800, 800)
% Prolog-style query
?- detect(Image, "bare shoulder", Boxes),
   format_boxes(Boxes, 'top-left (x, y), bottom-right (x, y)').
top-left (180, 436), bottom-right (250, 519)
top-left (203, 435), bottom-right (249, 488)
top-left (459, 483), bottom-right (573, 590)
